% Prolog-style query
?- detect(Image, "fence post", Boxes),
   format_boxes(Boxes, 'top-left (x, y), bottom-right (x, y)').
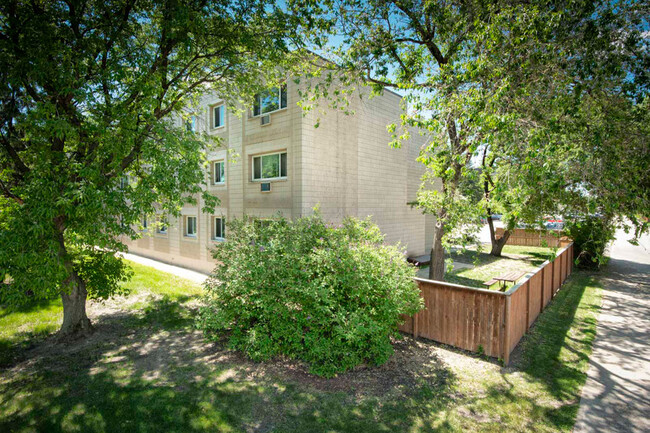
top-left (550, 259), bottom-right (555, 298)
top-left (525, 280), bottom-right (530, 331)
top-left (503, 294), bottom-right (512, 365)
top-left (557, 251), bottom-right (566, 290)
top-left (540, 267), bottom-right (545, 315)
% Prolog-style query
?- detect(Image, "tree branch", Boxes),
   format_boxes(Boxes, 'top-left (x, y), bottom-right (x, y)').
top-left (0, 136), bottom-right (29, 176)
top-left (0, 177), bottom-right (23, 204)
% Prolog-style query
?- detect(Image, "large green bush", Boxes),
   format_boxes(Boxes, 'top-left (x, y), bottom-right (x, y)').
top-left (198, 213), bottom-right (423, 377)
top-left (564, 215), bottom-right (616, 269)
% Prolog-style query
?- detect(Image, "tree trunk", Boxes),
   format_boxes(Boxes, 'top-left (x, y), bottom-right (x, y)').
top-left (59, 273), bottom-right (93, 339)
top-left (487, 215), bottom-right (511, 257)
top-left (428, 219), bottom-right (445, 281)
top-left (54, 216), bottom-right (93, 340)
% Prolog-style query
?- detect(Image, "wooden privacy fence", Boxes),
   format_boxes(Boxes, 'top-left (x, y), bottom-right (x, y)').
top-left (400, 243), bottom-right (574, 364)
top-left (496, 228), bottom-right (571, 248)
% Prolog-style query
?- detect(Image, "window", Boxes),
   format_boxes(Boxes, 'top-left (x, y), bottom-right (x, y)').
top-left (186, 115), bottom-right (197, 132)
top-left (156, 215), bottom-right (168, 234)
top-left (184, 216), bottom-right (197, 237)
top-left (212, 217), bottom-right (226, 240)
top-left (252, 152), bottom-right (287, 181)
top-left (212, 160), bottom-right (225, 185)
top-left (211, 104), bottom-right (225, 129)
top-left (141, 215), bottom-right (148, 230)
top-left (252, 84), bottom-right (287, 116)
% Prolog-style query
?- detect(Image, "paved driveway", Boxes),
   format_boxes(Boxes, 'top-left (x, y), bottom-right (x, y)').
top-left (574, 229), bottom-right (650, 432)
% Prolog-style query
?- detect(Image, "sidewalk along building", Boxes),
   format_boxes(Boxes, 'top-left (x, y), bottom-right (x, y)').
top-left (123, 79), bottom-right (434, 272)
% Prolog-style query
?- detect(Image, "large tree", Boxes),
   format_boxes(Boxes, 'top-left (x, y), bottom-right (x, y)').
top-left (307, 0), bottom-right (556, 279)
top-left (0, 0), bottom-right (317, 338)
top-left (480, 0), bottom-right (649, 255)
top-left (309, 0), bottom-right (648, 275)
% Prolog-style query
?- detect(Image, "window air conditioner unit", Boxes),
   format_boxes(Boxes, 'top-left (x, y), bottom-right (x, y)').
top-left (260, 114), bottom-right (271, 126)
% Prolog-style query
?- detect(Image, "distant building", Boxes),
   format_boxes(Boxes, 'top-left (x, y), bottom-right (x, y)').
top-left (123, 80), bottom-right (433, 272)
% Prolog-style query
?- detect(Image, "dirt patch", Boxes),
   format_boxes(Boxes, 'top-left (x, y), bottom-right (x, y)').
top-left (193, 335), bottom-right (454, 398)
top-left (5, 293), bottom-right (470, 402)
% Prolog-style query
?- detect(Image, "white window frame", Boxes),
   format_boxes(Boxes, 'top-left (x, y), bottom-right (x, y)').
top-left (212, 216), bottom-right (226, 241)
top-left (156, 215), bottom-right (168, 235)
top-left (211, 104), bottom-right (225, 129)
top-left (212, 160), bottom-right (225, 185)
top-left (251, 151), bottom-right (287, 181)
top-left (252, 84), bottom-right (287, 117)
top-left (184, 215), bottom-right (197, 238)
top-left (141, 215), bottom-right (148, 231)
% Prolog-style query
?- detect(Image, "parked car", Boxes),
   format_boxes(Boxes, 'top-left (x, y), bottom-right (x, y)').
top-left (544, 221), bottom-right (565, 230)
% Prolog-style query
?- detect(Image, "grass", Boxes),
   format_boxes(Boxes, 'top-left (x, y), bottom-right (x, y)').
top-left (0, 261), bottom-right (203, 366)
top-left (419, 245), bottom-right (558, 289)
top-left (0, 297), bottom-right (64, 365)
top-left (448, 271), bottom-right (602, 431)
top-left (0, 260), bottom-right (602, 432)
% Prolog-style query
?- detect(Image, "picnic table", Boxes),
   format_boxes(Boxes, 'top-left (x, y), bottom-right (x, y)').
top-left (483, 270), bottom-right (526, 291)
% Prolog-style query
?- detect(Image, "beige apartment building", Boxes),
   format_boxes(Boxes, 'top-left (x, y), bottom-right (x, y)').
top-left (124, 80), bottom-right (433, 272)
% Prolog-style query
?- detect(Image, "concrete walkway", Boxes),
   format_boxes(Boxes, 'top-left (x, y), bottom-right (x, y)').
top-left (574, 229), bottom-right (650, 433)
top-left (119, 252), bottom-right (209, 284)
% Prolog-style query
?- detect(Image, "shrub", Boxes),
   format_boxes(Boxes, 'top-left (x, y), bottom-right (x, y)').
top-left (564, 215), bottom-right (616, 269)
top-left (198, 212), bottom-right (423, 377)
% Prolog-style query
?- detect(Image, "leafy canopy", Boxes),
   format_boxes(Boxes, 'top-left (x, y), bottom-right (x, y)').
top-left (0, 0), bottom-right (321, 309)
top-left (303, 0), bottom-right (649, 257)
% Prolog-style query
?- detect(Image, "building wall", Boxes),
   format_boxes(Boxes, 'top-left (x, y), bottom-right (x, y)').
top-left (123, 80), bottom-right (433, 272)
top-left (299, 87), bottom-right (432, 257)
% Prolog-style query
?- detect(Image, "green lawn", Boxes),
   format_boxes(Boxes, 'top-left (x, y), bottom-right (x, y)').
top-left (420, 245), bottom-right (558, 289)
top-left (0, 261), bottom-right (202, 366)
top-left (0, 260), bottom-right (601, 432)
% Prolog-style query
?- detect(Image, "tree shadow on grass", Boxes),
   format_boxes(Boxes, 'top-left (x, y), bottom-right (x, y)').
top-left (473, 270), bottom-right (601, 431)
top-left (0, 296), bottom-right (459, 433)
top-left (444, 274), bottom-right (485, 288)
top-left (523, 251), bottom-right (556, 266)
top-left (0, 296), bottom-right (61, 319)
top-left (449, 249), bottom-right (501, 267)
top-left (1, 365), bottom-right (456, 433)
top-left (449, 247), bottom-right (549, 273)
top-left (0, 293), bottom-right (199, 369)
top-left (514, 272), bottom-right (596, 396)
top-left (0, 328), bottom-right (54, 368)
top-left (0, 297), bottom-right (63, 368)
